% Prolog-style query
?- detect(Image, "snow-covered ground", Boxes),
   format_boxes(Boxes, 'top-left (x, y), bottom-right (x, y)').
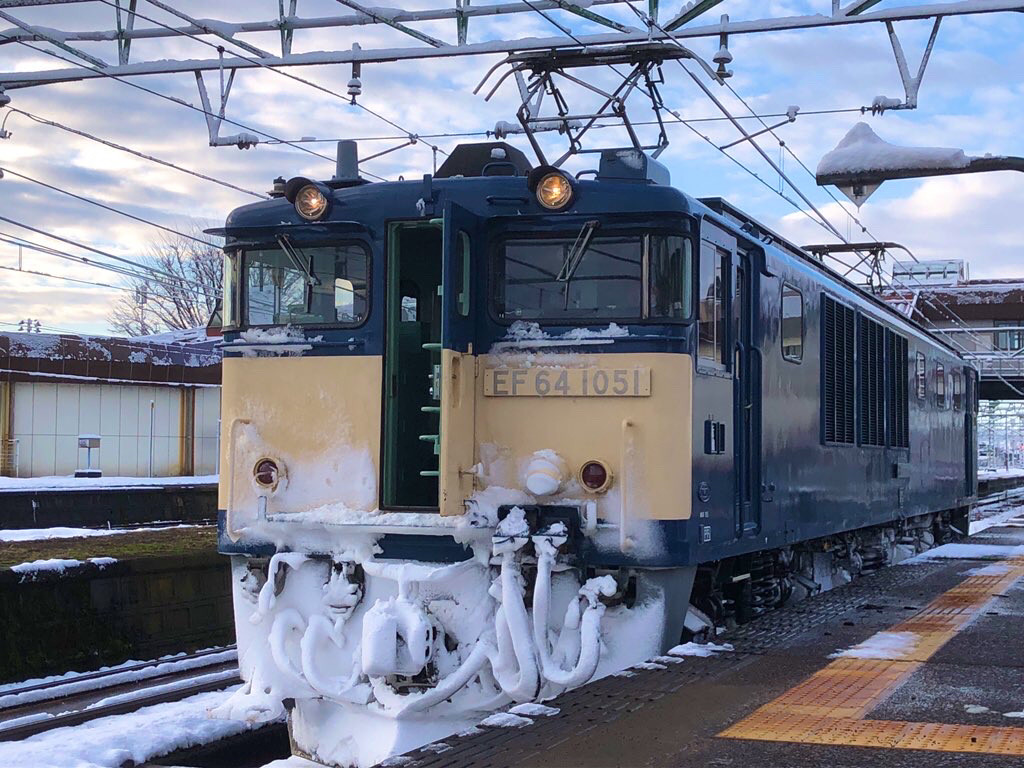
top-left (0, 524), bottom-right (204, 542)
top-left (0, 474), bottom-right (217, 492)
top-left (979, 467), bottom-right (1024, 479)
top-left (0, 687), bottom-right (262, 768)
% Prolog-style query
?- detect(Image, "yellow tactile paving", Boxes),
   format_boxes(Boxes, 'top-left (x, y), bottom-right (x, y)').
top-left (719, 555), bottom-right (1024, 755)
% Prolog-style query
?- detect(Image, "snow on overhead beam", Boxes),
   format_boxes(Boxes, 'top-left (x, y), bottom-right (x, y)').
top-left (4, 0), bottom-right (1024, 87)
top-left (0, 332), bottom-right (221, 386)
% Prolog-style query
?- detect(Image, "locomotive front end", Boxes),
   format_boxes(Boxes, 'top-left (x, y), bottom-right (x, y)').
top-left (213, 145), bottom-right (699, 767)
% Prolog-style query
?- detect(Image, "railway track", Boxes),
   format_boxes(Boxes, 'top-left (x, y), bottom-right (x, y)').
top-left (0, 646), bottom-right (239, 742)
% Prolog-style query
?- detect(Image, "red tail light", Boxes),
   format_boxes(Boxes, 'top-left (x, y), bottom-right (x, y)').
top-left (580, 460), bottom-right (611, 492)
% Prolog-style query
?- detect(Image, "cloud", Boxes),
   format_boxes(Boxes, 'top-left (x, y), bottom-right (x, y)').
top-left (0, 0), bottom-right (1021, 333)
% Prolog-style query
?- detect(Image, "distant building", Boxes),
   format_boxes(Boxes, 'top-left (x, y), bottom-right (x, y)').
top-left (0, 331), bottom-right (221, 478)
top-left (882, 260), bottom-right (1024, 400)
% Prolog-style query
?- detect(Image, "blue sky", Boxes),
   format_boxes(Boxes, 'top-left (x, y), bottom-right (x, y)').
top-left (1, 0), bottom-right (1022, 335)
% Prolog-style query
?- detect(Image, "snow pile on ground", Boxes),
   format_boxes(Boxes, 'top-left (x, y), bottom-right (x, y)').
top-left (509, 702), bottom-right (560, 717)
top-left (0, 687), bottom-right (261, 768)
top-left (0, 475), bottom-right (217, 492)
top-left (902, 542), bottom-right (1024, 563)
top-left (10, 557), bottom-right (116, 575)
top-left (667, 641), bottom-right (734, 658)
top-left (817, 122), bottom-right (970, 176)
top-left (831, 631), bottom-right (918, 660)
top-left (969, 504), bottom-right (1024, 535)
top-left (478, 712), bottom-right (533, 728)
top-left (0, 524), bottom-right (203, 542)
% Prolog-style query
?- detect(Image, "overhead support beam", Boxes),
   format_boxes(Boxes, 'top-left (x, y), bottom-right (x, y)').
top-left (553, 0), bottom-right (636, 33)
top-left (843, 0), bottom-right (886, 15)
top-left (278, 0), bottom-right (297, 56)
top-left (0, 0), bottom-right (630, 47)
top-left (143, 0), bottom-right (274, 58)
top-left (114, 0), bottom-right (138, 65)
top-left (0, 8), bottom-right (107, 67)
top-left (665, 0), bottom-right (725, 31)
top-left (331, 0), bottom-right (449, 47)
top-left (1, 0), bottom-right (1023, 88)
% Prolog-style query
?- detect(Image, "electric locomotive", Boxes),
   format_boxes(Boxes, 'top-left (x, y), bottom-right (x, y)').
top-left (211, 141), bottom-right (976, 767)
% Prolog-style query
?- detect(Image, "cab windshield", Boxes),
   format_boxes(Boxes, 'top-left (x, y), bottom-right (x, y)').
top-left (243, 242), bottom-right (368, 326)
top-left (493, 232), bottom-right (691, 322)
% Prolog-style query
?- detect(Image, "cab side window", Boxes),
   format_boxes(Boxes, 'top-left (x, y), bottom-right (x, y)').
top-left (698, 242), bottom-right (728, 367)
top-left (781, 283), bottom-right (803, 362)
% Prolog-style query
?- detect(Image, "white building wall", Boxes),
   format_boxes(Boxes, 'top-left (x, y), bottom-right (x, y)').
top-left (10, 381), bottom-right (221, 478)
top-left (194, 387), bottom-right (220, 476)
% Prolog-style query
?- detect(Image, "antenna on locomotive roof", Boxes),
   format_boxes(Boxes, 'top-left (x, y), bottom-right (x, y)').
top-left (334, 139), bottom-right (360, 183)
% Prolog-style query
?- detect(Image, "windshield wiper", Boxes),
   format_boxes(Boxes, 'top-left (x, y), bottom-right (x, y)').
top-left (276, 234), bottom-right (321, 287)
top-left (556, 220), bottom-right (601, 284)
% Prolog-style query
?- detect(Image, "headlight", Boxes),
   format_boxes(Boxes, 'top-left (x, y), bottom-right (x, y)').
top-left (295, 184), bottom-right (330, 220)
top-left (536, 172), bottom-right (574, 210)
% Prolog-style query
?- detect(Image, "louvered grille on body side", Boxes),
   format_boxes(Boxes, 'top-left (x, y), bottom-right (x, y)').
top-left (886, 330), bottom-right (910, 448)
top-left (822, 296), bottom-right (855, 444)
top-left (858, 316), bottom-right (886, 446)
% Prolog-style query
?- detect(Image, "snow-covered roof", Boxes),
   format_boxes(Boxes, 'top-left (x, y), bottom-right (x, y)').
top-left (0, 332), bottom-right (221, 387)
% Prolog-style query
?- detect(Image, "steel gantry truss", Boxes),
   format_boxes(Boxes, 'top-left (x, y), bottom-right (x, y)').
top-left (0, 1), bottom-right (1023, 150)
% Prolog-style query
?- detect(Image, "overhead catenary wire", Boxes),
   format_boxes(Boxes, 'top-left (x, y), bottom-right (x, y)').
top-left (0, 165), bottom-right (217, 247)
top-left (95, 0), bottom-right (447, 165)
top-left (2, 34), bottom-right (339, 168)
top-left (0, 220), bottom-right (222, 299)
top-left (3, 107), bottom-right (268, 200)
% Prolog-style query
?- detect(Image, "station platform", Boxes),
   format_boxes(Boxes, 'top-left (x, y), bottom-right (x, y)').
top-left (395, 516), bottom-right (1024, 768)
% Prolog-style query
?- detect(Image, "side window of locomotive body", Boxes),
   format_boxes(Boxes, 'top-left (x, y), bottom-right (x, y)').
top-left (916, 352), bottom-right (927, 399)
top-left (952, 370), bottom-right (962, 411)
top-left (456, 231), bottom-right (471, 317)
top-left (245, 243), bottom-right (368, 326)
top-left (781, 283), bottom-right (803, 362)
top-left (222, 251), bottom-right (240, 329)
top-left (649, 236), bottom-right (693, 320)
top-left (698, 242), bottom-right (728, 367)
top-left (935, 363), bottom-right (946, 408)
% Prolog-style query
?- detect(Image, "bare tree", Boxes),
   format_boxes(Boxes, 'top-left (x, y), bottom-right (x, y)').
top-left (109, 224), bottom-right (222, 336)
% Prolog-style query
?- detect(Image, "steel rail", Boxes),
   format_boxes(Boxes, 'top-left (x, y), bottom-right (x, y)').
top-left (0, 644), bottom-right (236, 702)
top-left (0, 665), bottom-right (240, 741)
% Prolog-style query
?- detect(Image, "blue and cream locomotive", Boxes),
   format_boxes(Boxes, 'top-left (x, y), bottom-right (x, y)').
top-left (211, 141), bottom-right (975, 767)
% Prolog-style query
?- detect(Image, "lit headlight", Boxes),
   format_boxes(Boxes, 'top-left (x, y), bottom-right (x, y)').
top-left (536, 172), bottom-right (573, 210)
top-left (295, 184), bottom-right (330, 220)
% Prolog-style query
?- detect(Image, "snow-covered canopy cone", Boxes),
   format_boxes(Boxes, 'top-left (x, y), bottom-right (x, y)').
top-left (817, 122), bottom-right (970, 177)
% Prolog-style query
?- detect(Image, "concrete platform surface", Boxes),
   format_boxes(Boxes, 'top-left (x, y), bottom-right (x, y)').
top-left (393, 517), bottom-right (1024, 768)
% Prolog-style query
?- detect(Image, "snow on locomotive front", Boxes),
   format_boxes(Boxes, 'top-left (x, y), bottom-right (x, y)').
top-left (210, 143), bottom-right (699, 767)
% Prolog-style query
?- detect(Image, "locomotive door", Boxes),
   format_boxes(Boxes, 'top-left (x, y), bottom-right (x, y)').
top-left (439, 203), bottom-right (479, 516)
top-left (733, 250), bottom-right (762, 535)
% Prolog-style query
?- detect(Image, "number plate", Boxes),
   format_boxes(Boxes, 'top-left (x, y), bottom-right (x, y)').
top-left (484, 367), bottom-right (651, 397)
